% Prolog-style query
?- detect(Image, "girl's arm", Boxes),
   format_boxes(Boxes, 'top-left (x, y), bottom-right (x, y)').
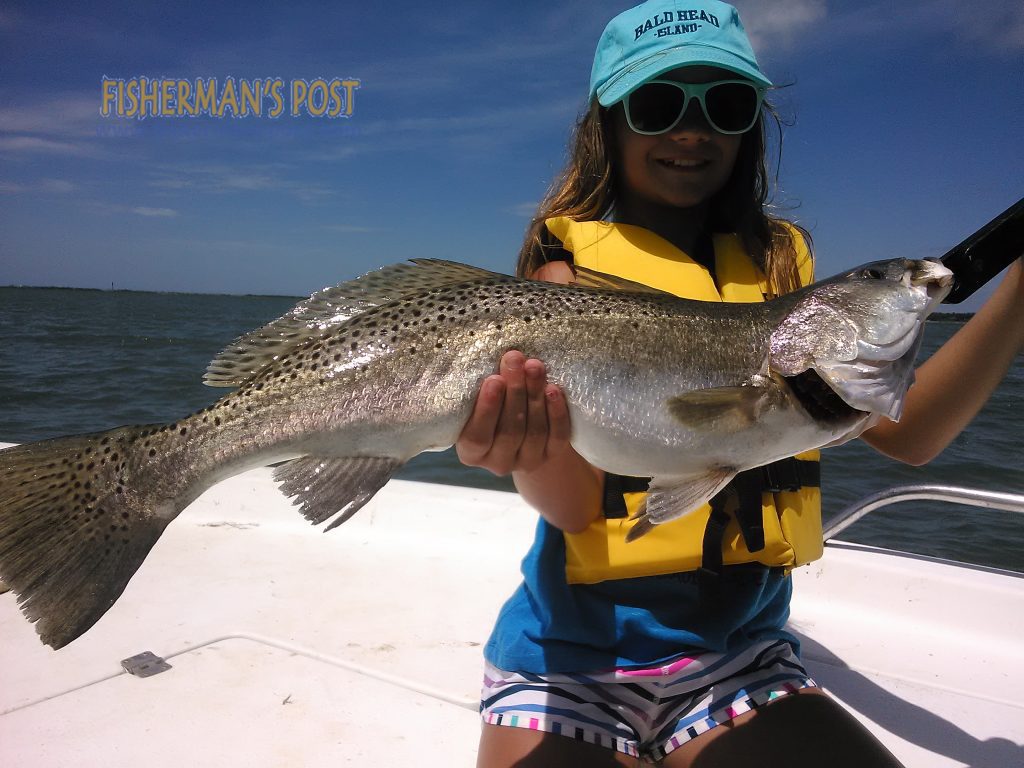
top-left (861, 259), bottom-right (1023, 465)
top-left (455, 261), bottom-right (605, 533)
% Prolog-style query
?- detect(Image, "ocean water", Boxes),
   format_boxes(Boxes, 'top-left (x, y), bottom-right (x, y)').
top-left (0, 286), bottom-right (1021, 571)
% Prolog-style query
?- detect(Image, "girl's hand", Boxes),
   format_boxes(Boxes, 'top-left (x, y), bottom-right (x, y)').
top-left (457, 260), bottom-right (577, 476)
top-left (456, 350), bottom-right (571, 476)
top-left (456, 259), bottom-right (603, 532)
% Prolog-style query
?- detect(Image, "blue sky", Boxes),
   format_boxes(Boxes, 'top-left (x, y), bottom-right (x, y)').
top-left (1, 0), bottom-right (1021, 310)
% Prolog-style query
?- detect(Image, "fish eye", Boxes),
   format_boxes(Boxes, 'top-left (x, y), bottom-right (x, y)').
top-left (860, 267), bottom-right (885, 280)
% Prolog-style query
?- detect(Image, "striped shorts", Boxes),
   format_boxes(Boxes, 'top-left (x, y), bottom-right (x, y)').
top-left (480, 638), bottom-right (814, 760)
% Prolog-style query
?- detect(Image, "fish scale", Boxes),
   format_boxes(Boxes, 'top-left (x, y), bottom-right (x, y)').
top-left (0, 257), bottom-right (952, 648)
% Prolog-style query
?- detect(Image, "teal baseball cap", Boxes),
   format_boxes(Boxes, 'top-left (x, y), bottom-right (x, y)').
top-left (590, 0), bottom-right (771, 106)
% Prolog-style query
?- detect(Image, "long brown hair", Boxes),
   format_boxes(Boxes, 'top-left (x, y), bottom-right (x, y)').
top-left (516, 98), bottom-right (810, 297)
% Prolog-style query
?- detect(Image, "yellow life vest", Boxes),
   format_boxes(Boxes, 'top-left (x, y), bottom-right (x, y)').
top-left (544, 216), bottom-right (823, 585)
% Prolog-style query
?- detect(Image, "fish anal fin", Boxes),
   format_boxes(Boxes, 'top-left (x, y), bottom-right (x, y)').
top-left (625, 468), bottom-right (735, 542)
top-left (273, 456), bottom-right (401, 530)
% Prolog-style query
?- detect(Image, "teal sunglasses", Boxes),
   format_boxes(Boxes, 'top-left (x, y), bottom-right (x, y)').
top-left (624, 79), bottom-right (766, 136)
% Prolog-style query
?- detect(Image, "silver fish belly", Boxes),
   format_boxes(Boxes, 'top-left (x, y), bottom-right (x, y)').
top-left (0, 257), bottom-right (952, 647)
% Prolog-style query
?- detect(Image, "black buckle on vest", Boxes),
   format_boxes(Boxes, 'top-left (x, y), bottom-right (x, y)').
top-left (761, 459), bottom-right (802, 493)
top-left (601, 474), bottom-right (651, 519)
top-left (698, 502), bottom-right (731, 599)
top-left (731, 470), bottom-right (766, 553)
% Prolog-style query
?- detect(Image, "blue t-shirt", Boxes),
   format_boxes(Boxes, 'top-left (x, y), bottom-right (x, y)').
top-left (485, 516), bottom-right (796, 674)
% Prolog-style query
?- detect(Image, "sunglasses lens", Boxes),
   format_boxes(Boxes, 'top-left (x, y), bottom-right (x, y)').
top-left (704, 82), bottom-right (760, 133)
top-left (627, 82), bottom-right (686, 134)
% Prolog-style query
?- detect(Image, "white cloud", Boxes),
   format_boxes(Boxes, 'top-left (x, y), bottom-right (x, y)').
top-left (39, 179), bottom-right (76, 193)
top-left (132, 206), bottom-right (179, 217)
top-left (321, 224), bottom-right (377, 233)
top-left (749, 0), bottom-right (1024, 55)
top-left (0, 95), bottom-right (99, 137)
top-left (949, 0), bottom-right (1024, 51)
top-left (733, 0), bottom-right (827, 50)
top-left (146, 162), bottom-right (336, 202)
top-left (505, 201), bottom-right (540, 218)
top-left (0, 135), bottom-right (95, 156)
top-left (0, 178), bottom-right (77, 194)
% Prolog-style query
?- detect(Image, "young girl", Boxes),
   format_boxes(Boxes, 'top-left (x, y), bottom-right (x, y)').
top-left (458, 2), bottom-right (1024, 765)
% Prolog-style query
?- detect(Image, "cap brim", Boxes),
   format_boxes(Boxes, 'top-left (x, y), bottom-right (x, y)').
top-left (596, 45), bottom-right (772, 106)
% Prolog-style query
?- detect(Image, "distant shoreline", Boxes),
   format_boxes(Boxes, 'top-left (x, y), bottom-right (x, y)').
top-left (0, 285), bottom-right (300, 300)
top-left (0, 285), bottom-right (978, 320)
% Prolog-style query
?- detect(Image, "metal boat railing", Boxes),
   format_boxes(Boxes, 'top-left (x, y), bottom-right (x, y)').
top-left (823, 484), bottom-right (1024, 541)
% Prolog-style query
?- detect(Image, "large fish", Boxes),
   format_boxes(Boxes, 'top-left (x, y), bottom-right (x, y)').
top-left (0, 257), bottom-right (952, 648)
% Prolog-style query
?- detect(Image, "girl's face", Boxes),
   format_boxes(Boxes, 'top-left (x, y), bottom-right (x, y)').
top-left (613, 66), bottom-right (745, 212)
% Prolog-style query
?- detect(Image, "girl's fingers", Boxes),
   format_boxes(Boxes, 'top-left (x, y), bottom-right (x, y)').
top-left (488, 351), bottom-right (529, 473)
top-left (457, 351), bottom-right (568, 476)
top-left (544, 384), bottom-right (572, 457)
top-left (455, 375), bottom-right (505, 467)
top-left (516, 359), bottom-right (551, 471)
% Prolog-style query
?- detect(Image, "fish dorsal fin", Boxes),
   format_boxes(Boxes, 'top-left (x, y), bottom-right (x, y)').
top-left (204, 259), bottom-right (504, 387)
top-left (570, 265), bottom-right (672, 294)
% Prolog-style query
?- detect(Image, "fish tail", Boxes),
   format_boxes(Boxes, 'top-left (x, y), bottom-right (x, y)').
top-left (0, 425), bottom-right (176, 649)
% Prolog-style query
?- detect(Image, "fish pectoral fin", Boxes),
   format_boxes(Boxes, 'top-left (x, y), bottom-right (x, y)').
top-left (666, 378), bottom-right (781, 432)
top-left (625, 468), bottom-right (735, 542)
top-left (273, 456), bottom-right (401, 531)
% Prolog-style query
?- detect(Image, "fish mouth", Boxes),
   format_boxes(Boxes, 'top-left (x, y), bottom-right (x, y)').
top-left (909, 259), bottom-right (954, 305)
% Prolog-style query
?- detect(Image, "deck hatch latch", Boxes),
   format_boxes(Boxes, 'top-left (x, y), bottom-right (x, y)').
top-left (121, 651), bottom-right (172, 678)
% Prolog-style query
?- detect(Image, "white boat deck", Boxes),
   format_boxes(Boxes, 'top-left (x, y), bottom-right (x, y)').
top-left (1, 461), bottom-right (1022, 766)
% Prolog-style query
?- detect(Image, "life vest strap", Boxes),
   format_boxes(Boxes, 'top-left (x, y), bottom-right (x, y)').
top-left (602, 457), bottom-right (820, 580)
top-left (601, 457), bottom-right (820, 518)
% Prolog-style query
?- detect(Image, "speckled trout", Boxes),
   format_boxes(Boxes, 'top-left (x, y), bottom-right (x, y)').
top-left (0, 257), bottom-right (951, 648)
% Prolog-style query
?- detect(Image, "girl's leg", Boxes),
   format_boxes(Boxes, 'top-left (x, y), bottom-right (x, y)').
top-left (477, 724), bottom-right (641, 768)
top-left (661, 688), bottom-right (905, 767)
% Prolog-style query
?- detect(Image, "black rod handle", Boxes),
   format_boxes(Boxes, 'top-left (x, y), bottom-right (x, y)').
top-left (939, 197), bottom-right (1024, 304)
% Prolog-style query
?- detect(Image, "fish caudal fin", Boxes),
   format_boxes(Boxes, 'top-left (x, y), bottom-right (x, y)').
top-left (0, 428), bottom-right (174, 648)
top-left (274, 455), bottom-right (401, 531)
top-left (625, 468), bottom-right (735, 542)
